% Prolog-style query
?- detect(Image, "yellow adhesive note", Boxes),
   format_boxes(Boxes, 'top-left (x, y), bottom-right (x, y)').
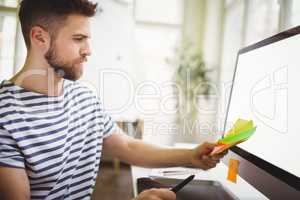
top-left (227, 119), bottom-right (253, 136)
top-left (227, 159), bottom-right (240, 183)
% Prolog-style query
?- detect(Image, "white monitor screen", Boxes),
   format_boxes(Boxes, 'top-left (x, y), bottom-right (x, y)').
top-left (225, 32), bottom-right (300, 178)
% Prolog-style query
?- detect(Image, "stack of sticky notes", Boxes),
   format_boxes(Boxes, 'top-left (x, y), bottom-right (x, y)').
top-left (210, 119), bottom-right (256, 155)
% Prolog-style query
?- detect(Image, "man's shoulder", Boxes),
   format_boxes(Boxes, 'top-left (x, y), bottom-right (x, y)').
top-left (66, 80), bottom-right (98, 99)
top-left (0, 82), bottom-right (20, 124)
top-left (0, 81), bottom-right (17, 104)
top-left (0, 80), bottom-right (12, 93)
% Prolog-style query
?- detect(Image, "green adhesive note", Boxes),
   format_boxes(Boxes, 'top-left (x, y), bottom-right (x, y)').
top-left (219, 126), bottom-right (256, 145)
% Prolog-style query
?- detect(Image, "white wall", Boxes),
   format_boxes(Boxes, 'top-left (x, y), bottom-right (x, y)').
top-left (132, 0), bottom-right (184, 145)
top-left (81, 0), bottom-right (139, 121)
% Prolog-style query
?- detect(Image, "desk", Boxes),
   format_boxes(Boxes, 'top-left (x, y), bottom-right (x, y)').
top-left (131, 143), bottom-right (269, 199)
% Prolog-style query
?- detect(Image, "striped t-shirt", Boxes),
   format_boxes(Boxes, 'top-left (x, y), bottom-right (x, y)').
top-left (0, 79), bottom-right (116, 199)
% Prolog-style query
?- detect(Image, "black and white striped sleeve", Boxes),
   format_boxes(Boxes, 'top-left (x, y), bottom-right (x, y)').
top-left (0, 126), bottom-right (25, 169)
top-left (97, 100), bottom-right (117, 138)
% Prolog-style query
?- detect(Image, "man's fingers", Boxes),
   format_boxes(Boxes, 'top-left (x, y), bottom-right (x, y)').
top-left (211, 150), bottom-right (228, 159)
top-left (194, 159), bottom-right (213, 170)
top-left (210, 156), bottom-right (221, 162)
top-left (206, 159), bottom-right (219, 166)
top-left (220, 150), bottom-right (229, 156)
top-left (192, 142), bottom-right (224, 170)
top-left (198, 143), bottom-right (217, 156)
top-left (201, 156), bottom-right (220, 168)
top-left (150, 188), bottom-right (176, 200)
top-left (204, 159), bottom-right (218, 168)
top-left (136, 188), bottom-right (176, 200)
top-left (203, 155), bottom-right (220, 163)
top-left (203, 142), bottom-right (217, 150)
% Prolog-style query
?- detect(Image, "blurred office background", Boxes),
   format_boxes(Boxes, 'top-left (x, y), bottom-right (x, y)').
top-left (0, 0), bottom-right (299, 198)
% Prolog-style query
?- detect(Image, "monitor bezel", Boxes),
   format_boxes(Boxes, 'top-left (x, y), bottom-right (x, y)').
top-left (222, 26), bottom-right (300, 198)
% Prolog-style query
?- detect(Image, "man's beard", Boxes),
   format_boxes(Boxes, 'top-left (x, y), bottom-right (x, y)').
top-left (45, 44), bottom-right (82, 81)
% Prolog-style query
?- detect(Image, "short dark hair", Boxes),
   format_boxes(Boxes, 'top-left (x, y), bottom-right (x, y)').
top-left (19, 0), bottom-right (98, 49)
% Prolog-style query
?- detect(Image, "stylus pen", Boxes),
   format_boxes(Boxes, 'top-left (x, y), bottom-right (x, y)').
top-left (170, 175), bottom-right (195, 193)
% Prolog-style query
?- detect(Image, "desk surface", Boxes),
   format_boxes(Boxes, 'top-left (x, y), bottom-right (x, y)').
top-left (131, 164), bottom-right (268, 199)
top-left (131, 143), bottom-right (268, 199)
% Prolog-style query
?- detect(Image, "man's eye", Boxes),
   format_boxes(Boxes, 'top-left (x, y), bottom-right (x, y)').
top-left (74, 38), bottom-right (83, 42)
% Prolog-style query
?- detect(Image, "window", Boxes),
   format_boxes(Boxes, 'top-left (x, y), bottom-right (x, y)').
top-left (135, 0), bottom-right (183, 25)
top-left (218, 0), bottom-right (245, 127)
top-left (0, 0), bottom-right (18, 7)
top-left (0, 0), bottom-right (18, 81)
top-left (291, 0), bottom-right (300, 26)
top-left (220, 0), bottom-right (282, 84)
top-left (0, 14), bottom-right (18, 81)
top-left (133, 0), bottom-right (184, 143)
top-left (220, 0), bottom-right (245, 83)
top-left (245, 0), bottom-right (280, 46)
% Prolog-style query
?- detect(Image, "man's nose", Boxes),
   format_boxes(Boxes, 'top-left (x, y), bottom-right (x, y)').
top-left (80, 42), bottom-right (92, 57)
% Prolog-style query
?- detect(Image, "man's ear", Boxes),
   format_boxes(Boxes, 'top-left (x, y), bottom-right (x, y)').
top-left (30, 26), bottom-right (51, 52)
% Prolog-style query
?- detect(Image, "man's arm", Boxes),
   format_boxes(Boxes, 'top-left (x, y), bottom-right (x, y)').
top-left (0, 167), bottom-right (30, 200)
top-left (103, 129), bottom-right (223, 169)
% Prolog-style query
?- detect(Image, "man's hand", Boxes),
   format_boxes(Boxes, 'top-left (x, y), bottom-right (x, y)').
top-left (190, 142), bottom-right (227, 170)
top-left (133, 188), bottom-right (176, 200)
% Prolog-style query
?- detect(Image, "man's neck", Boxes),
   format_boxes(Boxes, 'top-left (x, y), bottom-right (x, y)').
top-left (10, 60), bottom-right (64, 97)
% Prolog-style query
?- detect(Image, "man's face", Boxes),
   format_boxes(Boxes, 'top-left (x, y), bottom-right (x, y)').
top-left (45, 14), bottom-right (92, 81)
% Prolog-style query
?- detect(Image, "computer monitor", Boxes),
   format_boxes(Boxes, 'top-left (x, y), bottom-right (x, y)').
top-left (223, 26), bottom-right (300, 199)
